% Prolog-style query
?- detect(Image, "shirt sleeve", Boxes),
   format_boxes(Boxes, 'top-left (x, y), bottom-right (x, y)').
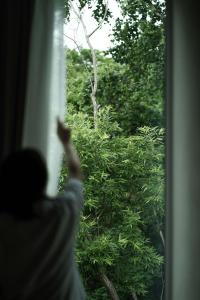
top-left (63, 178), bottom-right (83, 216)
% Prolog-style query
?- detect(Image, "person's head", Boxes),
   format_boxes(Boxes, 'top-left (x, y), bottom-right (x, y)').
top-left (0, 148), bottom-right (48, 219)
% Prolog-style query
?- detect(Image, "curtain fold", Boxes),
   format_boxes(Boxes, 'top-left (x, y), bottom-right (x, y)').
top-left (23, 0), bottom-right (65, 196)
top-left (0, 0), bottom-right (65, 195)
top-left (0, 1), bottom-right (36, 161)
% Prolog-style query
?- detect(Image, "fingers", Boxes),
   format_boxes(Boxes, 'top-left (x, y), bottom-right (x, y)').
top-left (57, 117), bottom-right (64, 129)
top-left (56, 117), bottom-right (71, 144)
top-left (57, 117), bottom-right (65, 131)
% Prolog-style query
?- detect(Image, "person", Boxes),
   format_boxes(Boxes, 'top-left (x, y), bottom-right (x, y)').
top-left (0, 119), bottom-right (85, 300)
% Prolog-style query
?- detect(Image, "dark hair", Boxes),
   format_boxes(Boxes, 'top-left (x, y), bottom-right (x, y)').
top-left (0, 148), bottom-right (48, 220)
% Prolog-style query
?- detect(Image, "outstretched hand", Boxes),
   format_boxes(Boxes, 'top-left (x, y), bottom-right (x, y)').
top-left (57, 118), bottom-right (71, 146)
top-left (57, 118), bottom-right (82, 179)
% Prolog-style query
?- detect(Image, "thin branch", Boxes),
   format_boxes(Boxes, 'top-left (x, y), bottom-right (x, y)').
top-left (75, 17), bottom-right (81, 37)
top-left (131, 292), bottom-right (138, 300)
top-left (88, 0), bottom-right (109, 38)
top-left (63, 33), bottom-right (93, 90)
top-left (100, 273), bottom-right (120, 300)
top-left (64, 33), bottom-right (80, 49)
top-left (69, 0), bottom-right (99, 127)
top-left (69, 0), bottom-right (82, 21)
top-left (160, 267), bottom-right (165, 300)
top-left (159, 230), bottom-right (165, 248)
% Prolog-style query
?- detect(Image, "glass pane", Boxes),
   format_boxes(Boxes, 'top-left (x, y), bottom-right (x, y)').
top-left (61, 1), bottom-right (166, 299)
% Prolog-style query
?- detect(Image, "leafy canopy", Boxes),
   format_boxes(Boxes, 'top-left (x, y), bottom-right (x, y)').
top-left (59, 107), bottom-right (164, 299)
top-left (63, 0), bottom-right (165, 298)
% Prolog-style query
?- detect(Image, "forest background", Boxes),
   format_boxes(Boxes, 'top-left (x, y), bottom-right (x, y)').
top-left (60, 0), bottom-right (166, 299)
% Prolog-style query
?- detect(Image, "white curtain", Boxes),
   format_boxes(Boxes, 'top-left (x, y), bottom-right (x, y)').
top-left (23, 0), bottom-right (65, 196)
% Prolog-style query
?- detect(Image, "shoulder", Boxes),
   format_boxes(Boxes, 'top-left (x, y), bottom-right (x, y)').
top-left (32, 179), bottom-right (83, 223)
top-left (65, 178), bottom-right (83, 193)
top-left (51, 178), bottom-right (84, 218)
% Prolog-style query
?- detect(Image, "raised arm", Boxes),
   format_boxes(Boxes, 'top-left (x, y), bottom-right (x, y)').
top-left (57, 119), bottom-right (82, 180)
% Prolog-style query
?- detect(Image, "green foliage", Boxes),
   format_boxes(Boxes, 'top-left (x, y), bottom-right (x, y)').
top-left (96, 61), bottom-right (163, 134)
top-left (109, 0), bottom-right (166, 133)
top-left (65, 49), bottom-right (90, 112)
top-left (66, 49), bottom-right (163, 135)
top-left (63, 1), bottom-right (165, 298)
top-left (64, 0), bottom-right (112, 22)
top-left (59, 107), bottom-right (164, 299)
top-left (110, 0), bottom-right (165, 74)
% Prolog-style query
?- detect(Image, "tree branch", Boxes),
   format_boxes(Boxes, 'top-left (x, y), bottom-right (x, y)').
top-left (100, 273), bottom-right (120, 300)
top-left (64, 33), bottom-right (80, 49)
top-left (63, 33), bottom-right (93, 92)
top-left (131, 292), bottom-right (138, 300)
top-left (159, 229), bottom-right (165, 248)
top-left (88, 0), bottom-right (109, 38)
top-left (69, 0), bottom-right (99, 127)
top-left (160, 266), bottom-right (165, 300)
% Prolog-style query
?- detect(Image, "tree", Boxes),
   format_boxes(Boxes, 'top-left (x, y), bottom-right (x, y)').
top-left (109, 0), bottom-right (166, 131)
top-left (62, 1), bottom-right (166, 298)
top-left (59, 107), bottom-right (164, 300)
top-left (64, 0), bottom-right (112, 22)
top-left (110, 0), bottom-right (165, 75)
top-left (66, 49), bottom-right (163, 135)
top-left (64, 0), bottom-right (112, 127)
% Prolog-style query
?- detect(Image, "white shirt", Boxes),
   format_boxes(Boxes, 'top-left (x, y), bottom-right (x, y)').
top-left (0, 178), bottom-right (85, 300)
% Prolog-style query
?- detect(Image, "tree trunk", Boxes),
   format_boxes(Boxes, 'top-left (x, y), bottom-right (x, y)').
top-left (70, 1), bottom-right (99, 128)
top-left (100, 273), bottom-right (120, 300)
top-left (131, 291), bottom-right (138, 300)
